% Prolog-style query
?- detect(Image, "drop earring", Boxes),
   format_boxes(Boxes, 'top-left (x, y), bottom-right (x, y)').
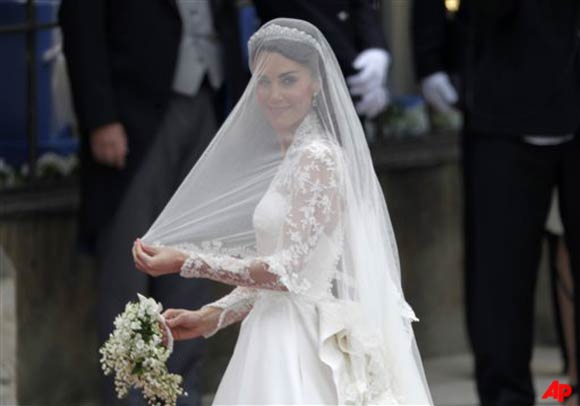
top-left (312, 92), bottom-right (319, 108)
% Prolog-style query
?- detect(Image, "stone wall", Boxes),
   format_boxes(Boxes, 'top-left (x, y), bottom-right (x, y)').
top-left (1, 247), bottom-right (17, 405)
top-left (0, 210), bottom-right (100, 405)
top-left (381, 162), bottom-right (466, 355)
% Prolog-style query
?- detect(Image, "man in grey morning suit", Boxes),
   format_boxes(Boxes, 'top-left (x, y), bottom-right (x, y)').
top-left (60, 0), bottom-right (243, 404)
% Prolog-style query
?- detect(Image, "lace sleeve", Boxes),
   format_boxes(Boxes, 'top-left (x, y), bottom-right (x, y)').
top-left (201, 287), bottom-right (258, 338)
top-left (180, 141), bottom-right (342, 294)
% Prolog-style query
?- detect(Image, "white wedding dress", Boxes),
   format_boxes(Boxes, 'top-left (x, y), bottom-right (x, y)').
top-left (146, 19), bottom-right (432, 406)
top-left (211, 188), bottom-right (341, 405)
top-left (178, 115), bottom-right (399, 405)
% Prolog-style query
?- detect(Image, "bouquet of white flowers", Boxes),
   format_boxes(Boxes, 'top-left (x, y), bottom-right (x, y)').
top-left (99, 294), bottom-right (185, 406)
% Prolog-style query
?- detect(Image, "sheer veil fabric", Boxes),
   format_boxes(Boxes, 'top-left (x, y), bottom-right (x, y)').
top-left (143, 18), bottom-right (432, 405)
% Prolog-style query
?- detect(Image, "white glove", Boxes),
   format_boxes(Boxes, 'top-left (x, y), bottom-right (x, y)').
top-left (355, 86), bottom-right (390, 119)
top-left (347, 49), bottom-right (391, 117)
top-left (420, 71), bottom-right (458, 113)
top-left (347, 48), bottom-right (390, 96)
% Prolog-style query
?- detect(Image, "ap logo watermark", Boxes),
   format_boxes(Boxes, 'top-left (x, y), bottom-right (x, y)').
top-left (542, 380), bottom-right (573, 403)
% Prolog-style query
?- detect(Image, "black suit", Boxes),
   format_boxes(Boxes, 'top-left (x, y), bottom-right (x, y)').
top-left (454, 1), bottom-right (580, 405)
top-left (462, 0), bottom-right (580, 135)
top-left (253, 0), bottom-right (388, 77)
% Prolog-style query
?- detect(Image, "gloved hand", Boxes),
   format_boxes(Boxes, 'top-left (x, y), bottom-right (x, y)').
top-left (347, 48), bottom-right (391, 117)
top-left (420, 71), bottom-right (458, 113)
top-left (355, 86), bottom-right (389, 119)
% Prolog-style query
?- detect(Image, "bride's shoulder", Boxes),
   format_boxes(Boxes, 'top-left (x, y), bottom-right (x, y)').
top-left (294, 139), bottom-right (344, 183)
top-left (302, 137), bottom-right (335, 156)
top-left (300, 138), bottom-right (343, 166)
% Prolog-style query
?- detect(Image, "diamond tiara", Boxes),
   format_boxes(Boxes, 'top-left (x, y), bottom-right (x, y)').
top-left (248, 24), bottom-right (322, 56)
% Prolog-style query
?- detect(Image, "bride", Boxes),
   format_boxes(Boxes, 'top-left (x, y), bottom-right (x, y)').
top-left (133, 18), bottom-right (432, 405)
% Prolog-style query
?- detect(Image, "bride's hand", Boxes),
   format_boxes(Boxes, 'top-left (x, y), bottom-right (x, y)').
top-left (162, 307), bottom-right (221, 341)
top-left (132, 239), bottom-right (188, 277)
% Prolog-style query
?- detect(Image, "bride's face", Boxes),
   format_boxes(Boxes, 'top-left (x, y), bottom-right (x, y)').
top-left (254, 52), bottom-right (320, 135)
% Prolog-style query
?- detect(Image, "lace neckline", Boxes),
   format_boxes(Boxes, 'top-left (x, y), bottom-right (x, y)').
top-left (287, 111), bottom-right (324, 154)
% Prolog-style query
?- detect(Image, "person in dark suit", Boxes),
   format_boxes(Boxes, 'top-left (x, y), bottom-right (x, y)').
top-left (412, 0), bottom-right (580, 404)
top-left (253, 0), bottom-right (391, 118)
top-left (59, 1), bottom-right (243, 404)
top-left (457, 0), bottom-right (580, 404)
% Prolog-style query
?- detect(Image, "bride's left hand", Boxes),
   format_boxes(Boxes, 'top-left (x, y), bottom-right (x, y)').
top-left (132, 239), bottom-right (188, 277)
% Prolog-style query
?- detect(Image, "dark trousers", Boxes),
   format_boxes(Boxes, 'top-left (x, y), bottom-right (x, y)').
top-left (96, 87), bottom-right (217, 406)
top-left (463, 132), bottom-right (580, 406)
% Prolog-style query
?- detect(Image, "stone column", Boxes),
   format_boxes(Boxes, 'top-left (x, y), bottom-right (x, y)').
top-left (382, 0), bottom-right (417, 97)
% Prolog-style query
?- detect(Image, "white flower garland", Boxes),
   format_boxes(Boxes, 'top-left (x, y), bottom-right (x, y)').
top-left (99, 294), bottom-right (185, 406)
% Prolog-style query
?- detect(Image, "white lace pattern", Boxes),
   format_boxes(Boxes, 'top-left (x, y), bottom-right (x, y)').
top-left (201, 287), bottom-right (258, 338)
top-left (178, 113), bottom-right (344, 332)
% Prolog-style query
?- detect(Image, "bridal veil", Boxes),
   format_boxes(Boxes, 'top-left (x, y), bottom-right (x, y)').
top-left (143, 18), bottom-right (432, 405)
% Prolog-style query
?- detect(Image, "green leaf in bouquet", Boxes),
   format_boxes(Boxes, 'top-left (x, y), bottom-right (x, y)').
top-left (132, 361), bottom-right (144, 376)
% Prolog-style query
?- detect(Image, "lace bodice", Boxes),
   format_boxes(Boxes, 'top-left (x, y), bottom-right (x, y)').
top-left (252, 190), bottom-right (286, 255)
top-left (179, 113), bottom-right (344, 336)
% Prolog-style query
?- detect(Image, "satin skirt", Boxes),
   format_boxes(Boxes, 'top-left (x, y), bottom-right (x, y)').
top-left (211, 292), bottom-right (339, 405)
